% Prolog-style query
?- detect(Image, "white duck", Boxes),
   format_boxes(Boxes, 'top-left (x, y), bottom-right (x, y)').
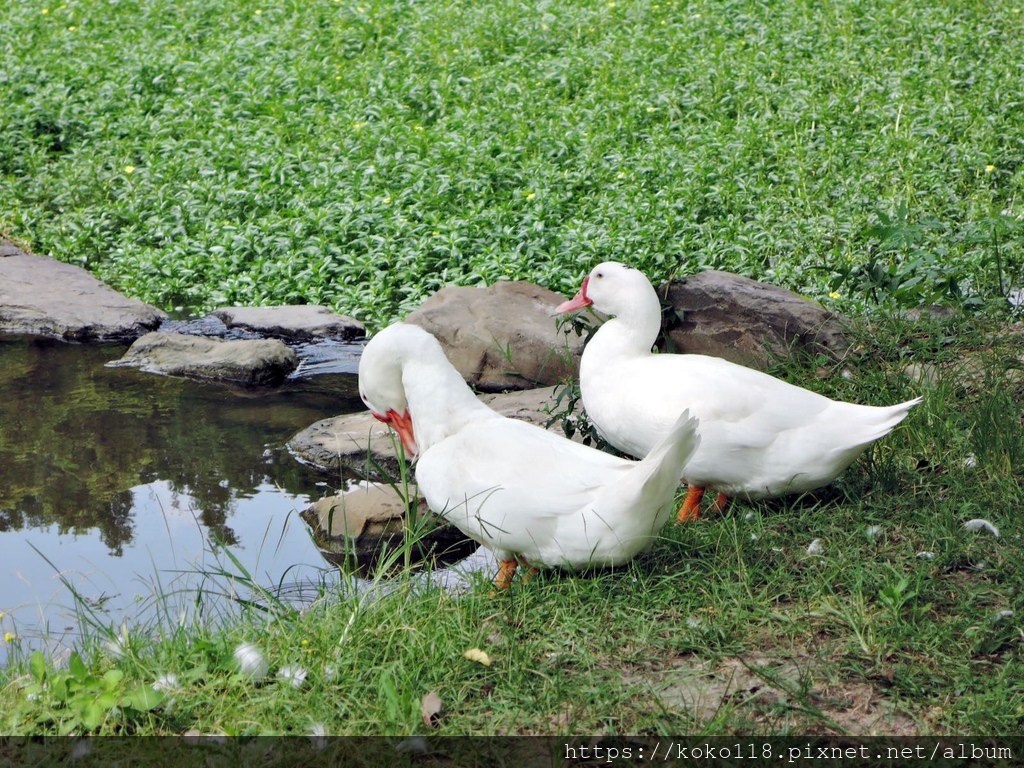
top-left (357, 322), bottom-right (701, 588)
top-left (557, 262), bottom-right (922, 521)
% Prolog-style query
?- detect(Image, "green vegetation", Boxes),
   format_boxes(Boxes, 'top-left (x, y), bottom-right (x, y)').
top-left (2, 315), bottom-right (1023, 735)
top-left (2, 0), bottom-right (1023, 327)
top-left (3, 0), bottom-right (1024, 738)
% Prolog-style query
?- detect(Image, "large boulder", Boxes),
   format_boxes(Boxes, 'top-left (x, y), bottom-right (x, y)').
top-left (108, 332), bottom-right (299, 385)
top-left (288, 385), bottom-right (576, 478)
top-left (404, 281), bottom-right (581, 392)
top-left (0, 241), bottom-right (166, 342)
top-left (660, 271), bottom-right (852, 369)
top-left (211, 305), bottom-right (366, 342)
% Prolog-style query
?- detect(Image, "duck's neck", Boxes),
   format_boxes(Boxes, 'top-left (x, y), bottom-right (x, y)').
top-left (584, 283), bottom-right (662, 364)
top-left (402, 358), bottom-right (495, 453)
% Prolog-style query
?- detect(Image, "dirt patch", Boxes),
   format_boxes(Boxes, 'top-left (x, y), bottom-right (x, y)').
top-left (624, 652), bottom-right (921, 735)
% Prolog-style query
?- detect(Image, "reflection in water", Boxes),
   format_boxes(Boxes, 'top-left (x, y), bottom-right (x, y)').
top-left (0, 336), bottom-right (365, 664)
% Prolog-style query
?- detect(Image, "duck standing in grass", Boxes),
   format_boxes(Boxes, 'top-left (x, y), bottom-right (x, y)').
top-left (557, 262), bottom-right (922, 521)
top-left (358, 322), bottom-right (701, 588)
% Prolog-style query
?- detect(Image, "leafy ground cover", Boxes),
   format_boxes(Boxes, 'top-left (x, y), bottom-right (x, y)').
top-left (2, 0), bottom-right (1023, 326)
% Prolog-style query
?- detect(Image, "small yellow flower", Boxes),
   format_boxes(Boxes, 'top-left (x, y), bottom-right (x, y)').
top-left (254, 8), bottom-right (262, 14)
top-left (607, 1), bottom-right (616, 6)
top-left (525, 191), bottom-right (536, 200)
top-left (646, 106), bottom-right (657, 113)
top-left (4, 632), bottom-right (15, 643)
top-left (383, 196), bottom-right (391, 204)
top-left (124, 165), bottom-right (135, 174)
top-left (617, 171), bottom-right (627, 179)
top-left (68, 25), bottom-right (76, 30)
top-left (829, 291), bottom-right (841, 299)
top-left (985, 164), bottom-right (996, 173)
top-left (413, 125), bottom-right (424, 131)
top-left (301, 638), bottom-right (309, 646)
top-left (42, 8), bottom-right (50, 14)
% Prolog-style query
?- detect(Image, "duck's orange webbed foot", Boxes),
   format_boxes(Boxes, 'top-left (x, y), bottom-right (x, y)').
top-left (677, 486), bottom-right (705, 523)
top-left (712, 492), bottom-right (730, 514)
top-left (494, 559), bottom-right (519, 590)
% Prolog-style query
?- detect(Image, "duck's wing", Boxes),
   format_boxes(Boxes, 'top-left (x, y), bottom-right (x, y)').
top-left (416, 412), bottom-right (700, 568)
top-left (415, 418), bottom-right (634, 557)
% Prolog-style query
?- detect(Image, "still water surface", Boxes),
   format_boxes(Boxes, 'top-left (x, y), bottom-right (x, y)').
top-left (0, 336), bottom-right (365, 665)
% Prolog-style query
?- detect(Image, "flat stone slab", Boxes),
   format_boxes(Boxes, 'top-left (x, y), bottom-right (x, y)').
top-left (288, 385), bottom-right (576, 477)
top-left (108, 331), bottom-right (299, 386)
top-left (661, 270), bottom-right (852, 369)
top-left (211, 305), bottom-right (366, 341)
top-left (301, 481), bottom-right (474, 573)
top-left (0, 241), bottom-right (166, 342)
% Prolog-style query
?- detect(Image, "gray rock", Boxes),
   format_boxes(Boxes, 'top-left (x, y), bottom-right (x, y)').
top-left (903, 362), bottom-right (940, 389)
top-left (660, 270), bottom-right (852, 369)
top-left (288, 385), bottom-right (575, 477)
top-left (0, 241), bottom-right (166, 342)
top-left (108, 331), bottom-right (298, 385)
top-left (404, 281), bottom-right (582, 392)
top-left (300, 481), bottom-right (474, 573)
top-left (211, 305), bottom-right (366, 341)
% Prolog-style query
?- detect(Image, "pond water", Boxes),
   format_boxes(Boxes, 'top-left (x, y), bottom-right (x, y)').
top-left (0, 335), bottom-right (367, 666)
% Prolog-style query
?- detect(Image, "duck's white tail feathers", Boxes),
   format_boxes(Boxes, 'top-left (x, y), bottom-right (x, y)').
top-left (642, 408), bottom-right (702, 479)
top-left (846, 396), bottom-right (923, 448)
top-left (587, 409), bottom-right (700, 542)
top-left (607, 409), bottom-right (701, 512)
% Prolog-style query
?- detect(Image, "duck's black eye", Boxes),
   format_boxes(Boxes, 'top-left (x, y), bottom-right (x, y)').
top-left (595, 272), bottom-right (603, 279)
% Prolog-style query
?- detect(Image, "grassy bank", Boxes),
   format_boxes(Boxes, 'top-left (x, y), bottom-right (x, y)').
top-left (2, 0), bottom-right (1023, 326)
top-left (2, 314), bottom-right (1022, 735)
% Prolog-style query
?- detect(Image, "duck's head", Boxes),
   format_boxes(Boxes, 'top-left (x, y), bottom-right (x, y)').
top-left (358, 323), bottom-right (427, 457)
top-left (556, 261), bottom-right (654, 317)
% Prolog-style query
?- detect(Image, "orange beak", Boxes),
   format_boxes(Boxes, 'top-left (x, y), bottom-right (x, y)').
top-left (373, 408), bottom-right (418, 457)
top-left (555, 276), bottom-right (593, 313)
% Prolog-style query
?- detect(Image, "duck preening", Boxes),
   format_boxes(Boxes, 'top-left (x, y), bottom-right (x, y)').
top-left (358, 322), bottom-right (701, 587)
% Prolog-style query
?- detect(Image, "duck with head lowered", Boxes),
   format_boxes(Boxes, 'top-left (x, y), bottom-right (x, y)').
top-left (557, 262), bottom-right (922, 520)
top-left (357, 322), bottom-right (702, 588)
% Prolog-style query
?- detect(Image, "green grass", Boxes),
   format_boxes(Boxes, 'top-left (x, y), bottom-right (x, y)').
top-left (2, 0), bottom-right (1023, 326)
top-left (2, 315), bottom-right (1022, 735)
